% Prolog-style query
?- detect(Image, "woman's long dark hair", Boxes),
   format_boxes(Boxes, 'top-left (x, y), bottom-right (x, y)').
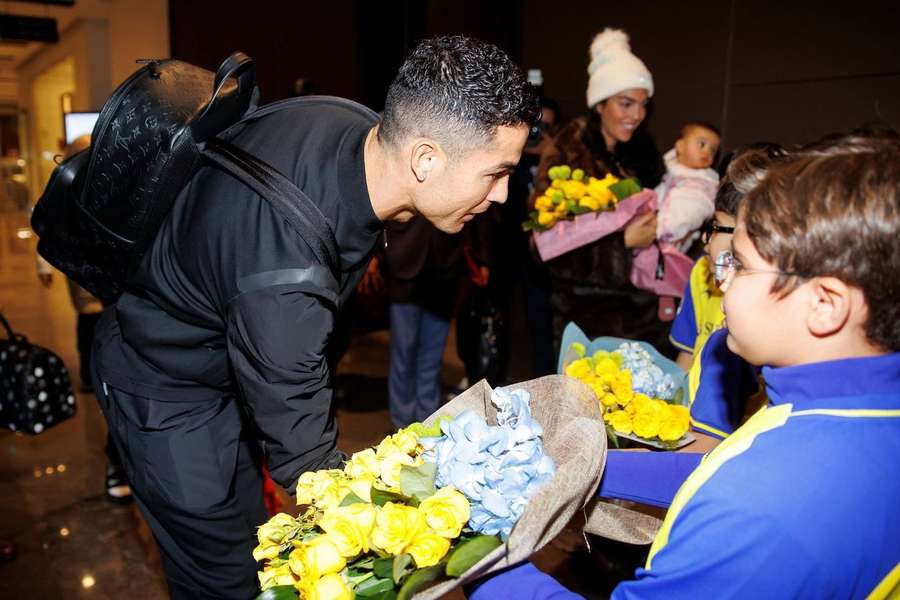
top-left (582, 106), bottom-right (664, 188)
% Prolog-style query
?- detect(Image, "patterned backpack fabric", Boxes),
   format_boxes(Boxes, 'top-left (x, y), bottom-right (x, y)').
top-left (0, 312), bottom-right (76, 435)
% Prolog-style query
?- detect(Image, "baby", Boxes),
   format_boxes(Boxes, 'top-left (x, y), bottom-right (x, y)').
top-left (655, 122), bottom-right (721, 250)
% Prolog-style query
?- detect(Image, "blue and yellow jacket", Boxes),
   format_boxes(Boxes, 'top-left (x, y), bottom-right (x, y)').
top-left (471, 353), bottom-right (900, 599)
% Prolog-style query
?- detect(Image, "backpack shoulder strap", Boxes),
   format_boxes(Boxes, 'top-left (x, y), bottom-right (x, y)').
top-left (201, 139), bottom-right (341, 294)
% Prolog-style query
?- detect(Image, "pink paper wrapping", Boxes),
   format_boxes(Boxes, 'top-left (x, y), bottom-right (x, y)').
top-left (533, 189), bottom-right (656, 262)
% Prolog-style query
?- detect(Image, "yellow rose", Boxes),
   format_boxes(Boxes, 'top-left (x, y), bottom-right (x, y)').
top-left (392, 429), bottom-right (420, 455)
top-left (418, 486), bottom-right (470, 538)
top-left (600, 392), bottom-right (619, 408)
top-left (632, 411), bottom-right (661, 439)
top-left (346, 475), bottom-right (374, 503)
top-left (537, 211), bottom-right (556, 227)
top-left (371, 502), bottom-right (427, 555)
top-left (298, 573), bottom-right (353, 600)
top-left (290, 534), bottom-right (346, 580)
top-left (258, 564), bottom-right (296, 590)
top-left (319, 503), bottom-right (377, 557)
top-left (565, 358), bottom-right (592, 380)
top-left (607, 410), bottom-right (633, 435)
top-left (376, 436), bottom-right (402, 459)
top-left (554, 201), bottom-right (569, 216)
top-left (658, 416), bottom-right (688, 441)
top-left (379, 451), bottom-right (416, 488)
top-left (407, 531), bottom-right (451, 568)
top-left (551, 179), bottom-right (564, 189)
top-left (296, 470), bottom-right (347, 508)
top-left (588, 381), bottom-right (607, 401)
top-left (594, 357), bottom-right (618, 377)
top-left (256, 512), bottom-right (296, 546)
top-left (611, 377), bottom-right (633, 405)
top-left (344, 448), bottom-right (380, 480)
top-left (666, 404), bottom-right (690, 425)
top-left (627, 393), bottom-right (653, 416)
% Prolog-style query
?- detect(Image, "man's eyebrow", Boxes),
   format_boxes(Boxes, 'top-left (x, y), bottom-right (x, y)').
top-left (484, 161), bottom-right (518, 173)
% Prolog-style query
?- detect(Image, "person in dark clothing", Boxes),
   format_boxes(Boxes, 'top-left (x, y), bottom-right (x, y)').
top-left (384, 212), bottom-right (492, 427)
top-left (91, 36), bottom-right (538, 599)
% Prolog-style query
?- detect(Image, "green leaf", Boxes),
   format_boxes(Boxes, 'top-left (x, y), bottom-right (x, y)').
top-left (406, 417), bottom-right (451, 439)
top-left (366, 590), bottom-right (398, 600)
top-left (569, 205), bottom-right (592, 215)
top-left (353, 556), bottom-right (376, 570)
top-left (339, 491), bottom-right (366, 507)
top-left (254, 585), bottom-right (299, 600)
top-left (399, 462), bottom-right (437, 503)
top-left (373, 556), bottom-right (394, 580)
top-left (396, 563), bottom-right (445, 600)
top-left (606, 423), bottom-right (620, 449)
top-left (371, 487), bottom-right (408, 507)
top-left (672, 388), bottom-right (685, 406)
top-left (609, 177), bottom-right (642, 200)
top-left (356, 576), bottom-right (396, 597)
top-left (445, 535), bottom-right (503, 577)
top-left (392, 553), bottom-right (415, 584)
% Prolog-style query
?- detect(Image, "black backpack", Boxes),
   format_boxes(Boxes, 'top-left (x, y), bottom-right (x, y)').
top-left (32, 52), bottom-right (340, 304)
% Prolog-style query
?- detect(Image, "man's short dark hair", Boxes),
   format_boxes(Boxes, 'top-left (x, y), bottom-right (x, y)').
top-left (379, 35), bottom-right (540, 155)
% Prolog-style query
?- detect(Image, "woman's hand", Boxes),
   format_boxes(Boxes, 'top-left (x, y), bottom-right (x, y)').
top-left (624, 212), bottom-right (658, 249)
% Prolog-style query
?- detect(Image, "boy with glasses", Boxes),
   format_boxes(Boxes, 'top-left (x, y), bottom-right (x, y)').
top-left (471, 132), bottom-right (900, 600)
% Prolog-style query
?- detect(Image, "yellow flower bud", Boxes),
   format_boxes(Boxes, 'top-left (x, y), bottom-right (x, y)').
top-left (371, 502), bottom-right (427, 555)
top-left (537, 211), bottom-right (556, 226)
top-left (253, 543), bottom-right (282, 562)
top-left (535, 195), bottom-right (554, 211)
top-left (407, 531), bottom-right (452, 568)
top-left (418, 486), bottom-right (470, 539)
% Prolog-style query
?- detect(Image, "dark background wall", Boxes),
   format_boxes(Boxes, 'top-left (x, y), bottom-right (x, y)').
top-left (170, 0), bottom-right (899, 152)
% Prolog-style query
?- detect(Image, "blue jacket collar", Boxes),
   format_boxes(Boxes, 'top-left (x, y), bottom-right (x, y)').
top-left (762, 353), bottom-right (900, 410)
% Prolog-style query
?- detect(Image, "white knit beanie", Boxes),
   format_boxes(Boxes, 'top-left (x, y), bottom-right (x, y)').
top-left (586, 28), bottom-right (654, 108)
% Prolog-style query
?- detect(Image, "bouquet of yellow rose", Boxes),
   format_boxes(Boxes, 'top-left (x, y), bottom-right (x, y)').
top-left (558, 324), bottom-right (692, 450)
top-left (253, 385), bottom-right (559, 600)
top-left (522, 164), bottom-right (641, 232)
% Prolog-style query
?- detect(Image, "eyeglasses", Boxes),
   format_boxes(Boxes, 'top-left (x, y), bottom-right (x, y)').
top-left (713, 250), bottom-right (807, 286)
top-left (700, 220), bottom-right (735, 244)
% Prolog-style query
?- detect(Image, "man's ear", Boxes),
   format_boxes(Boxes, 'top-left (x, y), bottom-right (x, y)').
top-left (806, 276), bottom-right (852, 338)
top-left (410, 139), bottom-right (442, 183)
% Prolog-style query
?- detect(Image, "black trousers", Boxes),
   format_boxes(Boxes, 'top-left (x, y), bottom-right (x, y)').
top-left (94, 377), bottom-right (268, 600)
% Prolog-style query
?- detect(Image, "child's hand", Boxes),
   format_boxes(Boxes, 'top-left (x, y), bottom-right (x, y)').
top-left (624, 212), bottom-right (658, 249)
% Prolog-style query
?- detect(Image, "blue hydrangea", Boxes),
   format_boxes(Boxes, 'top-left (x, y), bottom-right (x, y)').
top-left (419, 387), bottom-right (555, 539)
top-left (616, 342), bottom-right (678, 400)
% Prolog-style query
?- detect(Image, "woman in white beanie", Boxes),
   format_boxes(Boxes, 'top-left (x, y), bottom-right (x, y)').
top-left (531, 28), bottom-right (670, 355)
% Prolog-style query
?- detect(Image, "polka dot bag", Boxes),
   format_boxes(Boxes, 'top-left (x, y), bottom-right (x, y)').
top-left (0, 311), bottom-right (76, 435)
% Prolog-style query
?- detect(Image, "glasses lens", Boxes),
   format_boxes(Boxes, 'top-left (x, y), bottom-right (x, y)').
top-left (713, 250), bottom-right (732, 284)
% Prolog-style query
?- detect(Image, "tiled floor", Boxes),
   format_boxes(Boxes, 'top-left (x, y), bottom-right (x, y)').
top-left (0, 211), bottom-right (626, 599)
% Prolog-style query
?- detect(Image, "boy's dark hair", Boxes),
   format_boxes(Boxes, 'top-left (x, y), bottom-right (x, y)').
top-left (681, 121), bottom-right (720, 139)
top-left (714, 142), bottom-right (786, 216)
top-left (379, 35), bottom-right (540, 156)
top-left (742, 134), bottom-right (900, 351)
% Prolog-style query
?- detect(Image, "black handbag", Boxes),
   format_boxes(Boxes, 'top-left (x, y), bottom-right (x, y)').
top-left (0, 312), bottom-right (76, 435)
